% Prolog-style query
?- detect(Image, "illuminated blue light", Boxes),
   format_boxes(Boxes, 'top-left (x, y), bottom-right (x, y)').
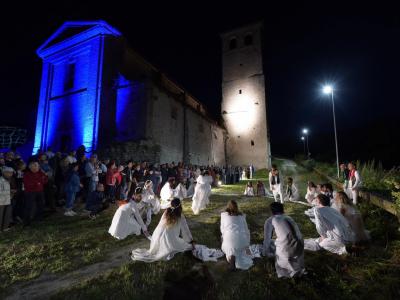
top-left (32, 21), bottom-right (121, 154)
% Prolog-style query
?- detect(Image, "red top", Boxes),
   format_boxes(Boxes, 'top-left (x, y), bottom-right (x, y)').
top-left (23, 170), bottom-right (48, 193)
top-left (106, 169), bottom-right (119, 186)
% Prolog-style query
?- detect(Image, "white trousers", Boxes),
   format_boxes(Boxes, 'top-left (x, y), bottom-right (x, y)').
top-left (304, 238), bottom-right (347, 255)
top-left (346, 188), bottom-right (359, 205)
top-left (271, 184), bottom-right (284, 203)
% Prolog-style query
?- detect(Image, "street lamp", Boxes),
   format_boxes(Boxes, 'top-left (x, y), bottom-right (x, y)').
top-left (323, 85), bottom-right (340, 178)
top-left (302, 128), bottom-right (310, 158)
top-left (301, 136), bottom-right (306, 155)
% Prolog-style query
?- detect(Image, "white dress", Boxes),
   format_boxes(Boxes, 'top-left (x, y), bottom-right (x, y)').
top-left (108, 201), bottom-right (147, 240)
top-left (160, 182), bottom-right (175, 209)
top-left (131, 212), bottom-right (193, 262)
top-left (347, 170), bottom-right (362, 205)
top-left (220, 212), bottom-right (253, 270)
top-left (305, 187), bottom-right (317, 204)
top-left (244, 187), bottom-right (255, 196)
top-left (191, 175), bottom-right (212, 215)
top-left (304, 206), bottom-right (354, 255)
top-left (174, 183), bottom-right (187, 200)
top-left (263, 215), bottom-right (305, 278)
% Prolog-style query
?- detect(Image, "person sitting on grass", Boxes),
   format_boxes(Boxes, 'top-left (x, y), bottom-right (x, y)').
top-left (220, 200), bottom-right (253, 271)
top-left (331, 191), bottom-right (370, 244)
top-left (256, 180), bottom-right (266, 196)
top-left (305, 181), bottom-right (317, 204)
top-left (304, 194), bottom-right (354, 255)
top-left (108, 187), bottom-right (150, 240)
top-left (86, 183), bottom-right (109, 219)
top-left (284, 177), bottom-right (299, 202)
top-left (263, 202), bottom-right (305, 278)
top-left (131, 198), bottom-right (195, 262)
top-left (243, 182), bottom-right (255, 196)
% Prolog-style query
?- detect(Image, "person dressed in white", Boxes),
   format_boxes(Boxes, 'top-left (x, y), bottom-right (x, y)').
top-left (191, 171), bottom-right (212, 215)
top-left (131, 198), bottom-right (195, 262)
top-left (305, 182), bottom-right (318, 204)
top-left (160, 178), bottom-right (176, 209)
top-left (332, 191), bottom-right (370, 243)
top-left (263, 202), bottom-right (305, 278)
top-left (347, 162), bottom-right (362, 205)
top-left (284, 177), bottom-right (299, 202)
top-left (304, 194), bottom-right (354, 255)
top-left (139, 180), bottom-right (161, 226)
top-left (174, 181), bottom-right (187, 200)
top-left (269, 165), bottom-right (284, 203)
top-left (220, 200), bottom-right (253, 270)
top-left (108, 187), bottom-right (150, 240)
top-left (244, 182), bottom-right (255, 196)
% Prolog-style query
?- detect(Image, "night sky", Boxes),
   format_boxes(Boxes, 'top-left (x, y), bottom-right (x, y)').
top-left (1, 2), bottom-right (399, 167)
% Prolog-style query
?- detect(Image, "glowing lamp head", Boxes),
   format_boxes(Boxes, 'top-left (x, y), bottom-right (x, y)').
top-left (302, 129), bottom-right (308, 134)
top-left (323, 85), bottom-right (333, 94)
top-left (301, 136), bottom-right (305, 141)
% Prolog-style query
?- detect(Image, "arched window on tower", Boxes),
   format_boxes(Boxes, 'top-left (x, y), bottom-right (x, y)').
top-left (244, 34), bottom-right (253, 46)
top-left (229, 38), bottom-right (237, 50)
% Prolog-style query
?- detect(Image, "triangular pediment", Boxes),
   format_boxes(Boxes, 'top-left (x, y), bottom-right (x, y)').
top-left (37, 20), bottom-right (121, 58)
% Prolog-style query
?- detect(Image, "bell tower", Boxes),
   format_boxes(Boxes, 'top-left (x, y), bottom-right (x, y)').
top-left (221, 21), bottom-right (271, 169)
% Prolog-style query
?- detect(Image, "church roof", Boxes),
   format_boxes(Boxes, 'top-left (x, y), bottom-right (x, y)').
top-left (37, 20), bottom-right (121, 58)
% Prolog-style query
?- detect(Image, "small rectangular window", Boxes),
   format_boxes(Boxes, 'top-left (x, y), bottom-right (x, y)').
top-left (251, 140), bottom-right (255, 146)
top-left (239, 89), bottom-right (242, 94)
top-left (64, 62), bottom-right (75, 91)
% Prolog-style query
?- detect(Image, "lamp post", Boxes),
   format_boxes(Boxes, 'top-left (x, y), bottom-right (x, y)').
top-left (323, 85), bottom-right (340, 178)
top-left (302, 128), bottom-right (310, 158)
top-left (301, 136), bottom-right (306, 155)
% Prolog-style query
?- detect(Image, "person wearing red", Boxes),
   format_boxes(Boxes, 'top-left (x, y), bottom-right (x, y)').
top-left (23, 161), bottom-right (48, 226)
top-left (106, 161), bottom-right (119, 203)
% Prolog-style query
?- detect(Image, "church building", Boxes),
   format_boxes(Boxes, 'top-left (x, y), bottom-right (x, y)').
top-left (33, 20), bottom-right (270, 168)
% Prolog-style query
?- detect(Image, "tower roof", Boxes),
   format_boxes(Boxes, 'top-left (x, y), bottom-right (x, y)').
top-left (37, 20), bottom-right (121, 58)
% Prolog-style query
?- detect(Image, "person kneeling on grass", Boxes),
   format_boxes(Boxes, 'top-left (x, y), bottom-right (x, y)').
top-left (131, 198), bottom-right (195, 262)
top-left (243, 182), bottom-right (255, 196)
top-left (304, 194), bottom-right (354, 255)
top-left (284, 177), bottom-right (299, 202)
top-left (263, 202), bottom-right (305, 278)
top-left (220, 200), bottom-right (253, 271)
top-left (86, 183), bottom-right (109, 219)
top-left (108, 187), bottom-right (150, 240)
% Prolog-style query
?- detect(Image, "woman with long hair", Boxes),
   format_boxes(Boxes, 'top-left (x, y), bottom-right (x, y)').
top-left (332, 191), bottom-right (369, 243)
top-left (347, 162), bottom-right (362, 205)
top-left (220, 200), bottom-right (253, 270)
top-left (131, 198), bottom-right (195, 262)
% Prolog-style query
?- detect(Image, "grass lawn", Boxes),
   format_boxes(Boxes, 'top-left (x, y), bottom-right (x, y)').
top-left (2, 160), bottom-right (400, 299)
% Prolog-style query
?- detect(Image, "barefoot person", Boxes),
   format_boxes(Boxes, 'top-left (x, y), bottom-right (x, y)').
top-left (108, 187), bottom-right (150, 240)
top-left (220, 200), bottom-right (253, 270)
top-left (263, 202), bottom-right (305, 278)
top-left (131, 198), bottom-right (195, 262)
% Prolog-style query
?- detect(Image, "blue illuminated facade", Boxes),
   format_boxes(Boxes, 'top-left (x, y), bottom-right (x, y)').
top-left (33, 21), bottom-right (122, 154)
